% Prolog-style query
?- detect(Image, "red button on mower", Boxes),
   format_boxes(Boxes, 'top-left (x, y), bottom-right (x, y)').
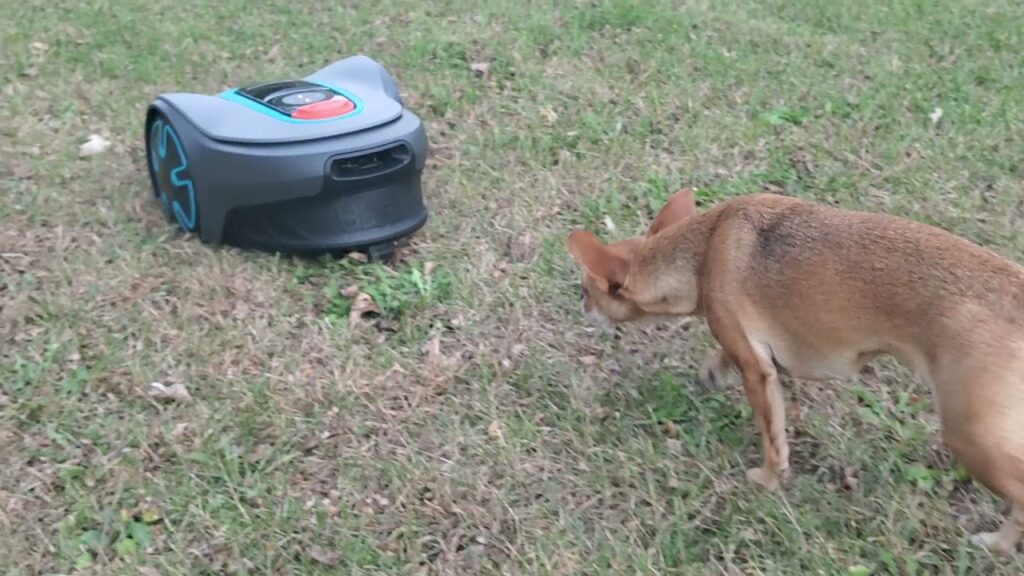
top-left (291, 97), bottom-right (356, 120)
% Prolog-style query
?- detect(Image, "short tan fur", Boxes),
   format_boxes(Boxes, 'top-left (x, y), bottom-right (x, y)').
top-left (567, 189), bottom-right (1024, 553)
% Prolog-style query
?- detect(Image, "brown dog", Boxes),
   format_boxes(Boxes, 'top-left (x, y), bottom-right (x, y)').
top-left (567, 189), bottom-right (1024, 553)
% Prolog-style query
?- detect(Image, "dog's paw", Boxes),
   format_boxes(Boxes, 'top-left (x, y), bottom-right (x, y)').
top-left (746, 467), bottom-right (781, 491)
top-left (969, 531), bottom-right (1017, 555)
top-left (698, 367), bottom-right (720, 390)
top-left (698, 352), bottom-right (727, 390)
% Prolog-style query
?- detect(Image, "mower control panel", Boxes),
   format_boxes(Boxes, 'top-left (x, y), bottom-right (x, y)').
top-left (237, 80), bottom-right (356, 120)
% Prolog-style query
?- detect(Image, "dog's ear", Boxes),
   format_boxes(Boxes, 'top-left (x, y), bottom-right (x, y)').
top-left (567, 230), bottom-right (629, 295)
top-left (647, 188), bottom-right (698, 236)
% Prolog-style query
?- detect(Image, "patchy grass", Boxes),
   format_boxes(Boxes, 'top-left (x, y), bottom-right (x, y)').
top-left (2, 0), bottom-right (1024, 573)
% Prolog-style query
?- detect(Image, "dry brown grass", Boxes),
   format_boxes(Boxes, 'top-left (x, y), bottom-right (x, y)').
top-left (2, 0), bottom-right (1024, 573)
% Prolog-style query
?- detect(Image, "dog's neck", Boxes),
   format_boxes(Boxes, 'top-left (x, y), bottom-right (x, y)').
top-left (630, 204), bottom-right (726, 315)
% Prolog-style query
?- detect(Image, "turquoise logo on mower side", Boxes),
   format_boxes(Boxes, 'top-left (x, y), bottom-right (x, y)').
top-left (149, 119), bottom-right (197, 232)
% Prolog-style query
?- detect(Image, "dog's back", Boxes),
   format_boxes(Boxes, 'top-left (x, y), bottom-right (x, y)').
top-left (730, 194), bottom-right (1024, 320)
top-left (703, 195), bottom-right (1024, 378)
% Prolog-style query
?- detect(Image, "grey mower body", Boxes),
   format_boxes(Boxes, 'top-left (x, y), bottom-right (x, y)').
top-left (145, 55), bottom-right (428, 259)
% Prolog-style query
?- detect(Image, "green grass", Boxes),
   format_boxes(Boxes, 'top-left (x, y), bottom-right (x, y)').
top-left (2, 0), bottom-right (1024, 573)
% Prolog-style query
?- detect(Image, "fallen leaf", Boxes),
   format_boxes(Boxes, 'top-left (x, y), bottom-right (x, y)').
top-left (579, 355), bottom-right (598, 366)
top-left (539, 106), bottom-right (558, 126)
top-left (28, 41), bottom-right (49, 56)
top-left (666, 438), bottom-right (683, 453)
top-left (662, 421), bottom-right (679, 437)
top-left (488, 420), bottom-right (505, 442)
top-left (929, 107), bottom-right (943, 124)
top-left (79, 134), bottom-right (110, 157)
top-left (603, 215), bottom-right (616, 232)
top-left (1, 292), bottom-right (35, 327)
top-left (148, 381), bottom-right (191, 402)
top-left (170, 422), bottom-right (191, 441)
top-left (492, 260), bottom-right (509, 278)
top-left (348, 292), bottom-right (380, 326)
top-left (264, 43), bottom-right (281, 62)
top-left (140, 506), bottom-right (162, 524)
top-left (556, 149), bottom-right (573, 167)
top-left (20, 66), bottom-right (39, 78)
top-left (470, 61), bottom-right (490, 77)
top-left (138, 568), bottom-right (161, 576)
top-left (423, 261), bottom-right (436, 278)
top-left (423, 335), bottom-right (441, 357)
top-left (308, 546), bottom-right (340, 566)
top-left (842, 466), bottom-right (860, 491)
top-left (365, 493), bottom-right (390, 512)
top-left (341, 284), bottom-right (360, 298)
top-left (347, 251), bottom-right (368, 263)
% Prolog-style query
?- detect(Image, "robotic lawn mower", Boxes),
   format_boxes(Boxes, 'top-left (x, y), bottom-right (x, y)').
top-left (145, 55), bottom-right (428, 261)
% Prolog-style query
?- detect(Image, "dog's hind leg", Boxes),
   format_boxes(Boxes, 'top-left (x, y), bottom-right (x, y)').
top-left (971, 503), bottom-right (1022, 554)
top-left (699, 347), bottom-right (733, 390)
top-left (931, 350), bottom-right (1024, 554)
top-left (950, 424), bottom-right (1024, 554)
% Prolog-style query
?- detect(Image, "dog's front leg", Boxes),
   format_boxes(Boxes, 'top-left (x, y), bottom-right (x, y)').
top-left (735, 343), bottom-right (789, 491)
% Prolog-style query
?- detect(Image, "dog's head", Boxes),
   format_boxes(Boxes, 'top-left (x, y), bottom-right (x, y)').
top-left (567, 188), bottom-right (700, 324)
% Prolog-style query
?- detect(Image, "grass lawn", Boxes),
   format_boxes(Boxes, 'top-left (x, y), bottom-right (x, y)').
top-left (3, 0), bottom-right (1024, 573)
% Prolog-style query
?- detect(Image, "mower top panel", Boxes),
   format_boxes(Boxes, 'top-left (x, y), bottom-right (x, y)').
top-left (154, 54), bottom-right (406, 145)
